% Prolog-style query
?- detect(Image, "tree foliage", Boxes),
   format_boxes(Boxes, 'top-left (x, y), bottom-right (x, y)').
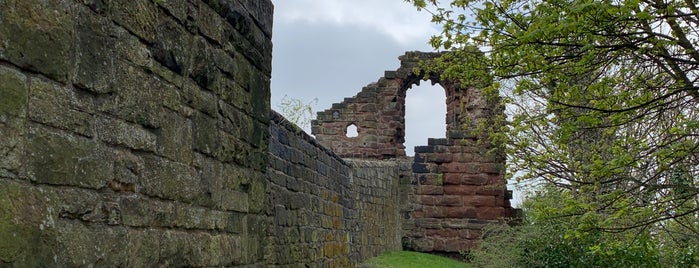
top-left (407, 0), bottom-right (699, 263)
top-left (471, 186), bottom-right (698, 267)
top-left (276, 95), bottom-right (317, 130)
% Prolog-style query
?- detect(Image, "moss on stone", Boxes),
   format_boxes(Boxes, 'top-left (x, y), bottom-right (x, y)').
top-left (0, 68), bottom-right (27, 119)
top-left (27, 126), bottom-right (112, 189)
top-left (0, 181), bottom-right (58, 266)
top-left (0, 0), bottom-right (73, 83)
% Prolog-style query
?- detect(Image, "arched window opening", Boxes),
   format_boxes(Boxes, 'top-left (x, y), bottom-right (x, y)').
top-left (346, 123), bottom-right (359, 138)
top-left (404, 81), bottom-right (447, 156)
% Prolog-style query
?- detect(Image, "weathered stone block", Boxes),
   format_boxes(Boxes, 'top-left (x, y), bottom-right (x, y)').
top-left (29, 79), bottom-right (95, 137)
top-left (246, 173), bottom-right (266, 213)
top-left (216, 76), bottom-right (251, 114)
top-left (192, 112), bottom-right (220, 156)
top-left (189, 36), bottom-right (220, 89)
top-left (464, 195), bottom-right (497, 207)
top-left (140, 155), bottom-right (201, 203)
top-left (126, 228), bottom-right (161, 267)
top-left (0, 67), bottom-right (27, 174)
top-left (113, 26), bottom-right (154, 68)
top-left (54, 222), bottom-right (129, 266)
top-left (73, 6), bottom-right (117, 94)
top-left (0, 67), bottom-right (27, 120)
top-left (98, 64), bottom-right (167, 128)
top-left (198, 2), bottom-right (225, 44)
top-left (182, 81), bottom-right (218, 116)
top-left (150, 18), bottom-right (193, 75)
top-left (235, 0), bottom-right (274, 38)
top-left (120, 196), bottom-right (175, 227)
top-left (219, 189), bottom-right (250, 213)
top-left (45, 187), bottom-right (116, 226)
top-left (154, 0), bottom-right (192, 28)
top-left (443, 185), bottom-right (479, 196)
top-left (0, 0), bottom-right (73, 83)
top-left (0, 180), bottom-right (57, 266)
top-left (110, 0), bottom-right (160, 43)
top-left (477, 207), bottom-right (505, 220)
top-left (96, 116), bottom-right (157, 151)
top-left (156, 112), bottom-right (193, 163)
top-left (27, 126), bottom-right (112, 189)
top-left (417, 185), bottom-right (443, 195)
top-left (445, 207), bottom-right (477, 218)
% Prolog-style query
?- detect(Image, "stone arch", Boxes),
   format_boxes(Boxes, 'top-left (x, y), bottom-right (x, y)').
top-left (311, 51), bottom-right (515, 255)
top-left (312, 51), bottom-right (492, 159)
top-left (403, 80), bottom-right (448, 155)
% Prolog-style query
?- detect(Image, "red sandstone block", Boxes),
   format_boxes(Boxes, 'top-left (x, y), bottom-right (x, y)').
top-left (452, 153), bottom-right (475, 162)
top-left (432, 238), bottom-right (447, 251)
top-left (441, 163), bottom-right (467, 173)
top-left (476, 185), bottom-right (505, 196)
top-left (448, 146), bottom-right (465, 153)
top-left (444, 185), bottom-right (478, 195)
top-left (426, 228), bottom-right (460, 238)
top-left (496, 196), bottom-right (507, 207)
top-left (459, 229), bottom-right (482, 240)
top-left (430, 153), bottom-right (452, 164)
top-left (443, 173), bottom-right (462, 185)
top-left (420, 195), bottom-right (440, 206)
top-left (424, 206), bottom-right (447, 218)
top-left (477, 207), bottom-right (505, 220)
top-left (414, 238), bottom-right (435, 251)
top-left (358, 103), bottom-right (377, 112)
top-left (412, 211), bottom-right (425, 218)
top-left (481, 163), bottom-right (504, 174)
top-left (418, 185), bottom-right (444, 195)
top-left (419, 174), bottom-right (439, 185)
top-left (446, 207), bottom-right (477, 218)
top-left (487, 174), bottom-right (504, 184)
top-left (440, 195), bottom-right (464, 207)
top-left (379, 148), bottom-right (395, 155)
top-left (445, 239), bottom-right (472, 252)
top-left (462, 174), bottom-right (489, 185)
top-left (464, 195), bottom-right (496, 207)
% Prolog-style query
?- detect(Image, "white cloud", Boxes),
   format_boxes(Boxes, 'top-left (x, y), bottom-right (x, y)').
top-left (272, 0), bottom-right (438, 45)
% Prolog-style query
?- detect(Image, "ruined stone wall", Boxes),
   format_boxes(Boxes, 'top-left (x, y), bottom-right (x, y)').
top-left (347, 159), bottom-right (402, 259)
top-left (0, 0), bottom-right (514, 265)
top-left (267, 112), bottom-right (401, 267)
top-left (0, 0), bottom-right (273, 266)
top-left (313, 52), bottom-right (517, 254)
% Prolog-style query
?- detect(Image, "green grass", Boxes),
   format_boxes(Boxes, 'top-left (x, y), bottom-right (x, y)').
top-left (361, 251), bottom-right (471, 268)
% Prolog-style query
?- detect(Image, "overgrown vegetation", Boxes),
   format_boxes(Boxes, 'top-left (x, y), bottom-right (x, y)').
top-left (362, 251), bottom-right (470, 268)
top-left (276, 95), bottom-right (318, 130)
top-left (470, 186), bottom-right (699, 267)
top-left (406, 0), bottom-right (699, 266)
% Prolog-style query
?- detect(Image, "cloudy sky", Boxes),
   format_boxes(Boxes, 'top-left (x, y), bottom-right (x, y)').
top-left (269, 0), bottom-right (447, 156)
top-left (269, 0), bottom-right (523, 206)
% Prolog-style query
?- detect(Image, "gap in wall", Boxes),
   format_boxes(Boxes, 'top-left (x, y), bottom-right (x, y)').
top-left (404, 81), bottom-right (447, 156)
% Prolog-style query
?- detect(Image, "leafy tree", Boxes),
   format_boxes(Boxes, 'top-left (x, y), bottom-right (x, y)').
top-left (407, 0), bottom-right (699, 261)
top-left (276, 95), bottom-right (318, 131)
top-left (471, 186), bottom-right (666, 268)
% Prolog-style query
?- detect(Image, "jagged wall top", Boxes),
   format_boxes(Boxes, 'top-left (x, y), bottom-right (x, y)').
top-left (311, 51), bottom-right (494, 159)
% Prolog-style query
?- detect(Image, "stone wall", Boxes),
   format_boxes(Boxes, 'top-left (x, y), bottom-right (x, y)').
top-left (0, 0), bottom-right (273, 266)
top-left (0, 1), bottom-right (516, 266)
top-left (312, 52), bottom-right (517, 254)
top-left (267, 112), bottom-right (401, 266)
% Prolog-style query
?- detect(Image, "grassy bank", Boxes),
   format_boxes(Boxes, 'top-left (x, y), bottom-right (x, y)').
top-left (361, 251), bottom-right (470, 268)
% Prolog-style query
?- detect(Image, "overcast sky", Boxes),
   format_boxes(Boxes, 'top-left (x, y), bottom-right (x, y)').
top-left (269, 0), bottom-right (523, 205)
top-left (270, 0), bottom-right (448, 156)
